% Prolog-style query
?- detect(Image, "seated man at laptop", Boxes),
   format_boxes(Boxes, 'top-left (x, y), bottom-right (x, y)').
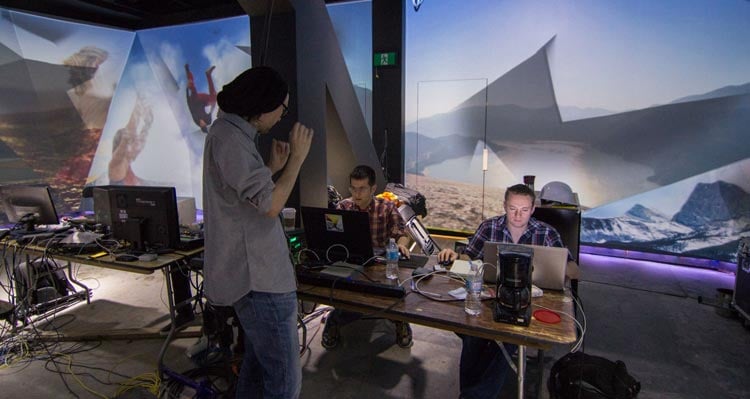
top-left (321, 164), bottom-right (412, 349)
top-left (438, 183), bottom-right (579, 399)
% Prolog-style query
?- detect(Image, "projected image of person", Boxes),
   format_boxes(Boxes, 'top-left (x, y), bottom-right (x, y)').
top-left (203, 66), bottom-right (313, 399)
top-left (185, 63), bottom-right (217, 133)
top-left (55, 46), bottom-right (112, 208)
top-left (108, 98), bottom-right (152, 185)
top-left (64, 46), bottom-right (109, 96)
top-left (107, 96), bottom-right (196, 331)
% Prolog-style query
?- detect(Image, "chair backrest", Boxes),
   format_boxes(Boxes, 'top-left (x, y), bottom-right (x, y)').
top-left (532, 206), bottom-right (581, 262)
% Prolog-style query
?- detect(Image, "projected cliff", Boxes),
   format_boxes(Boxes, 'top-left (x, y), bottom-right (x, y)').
top-left (404, 1), bottom-right (750, 263)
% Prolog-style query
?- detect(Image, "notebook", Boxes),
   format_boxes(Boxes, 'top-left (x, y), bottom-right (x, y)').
top-left (483, 242), bottom-right (569, 290)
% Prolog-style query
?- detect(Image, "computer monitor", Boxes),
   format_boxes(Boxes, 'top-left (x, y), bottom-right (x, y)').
top-left (300, 206), bottom-right (375, 264)
top-left (93, 185), bottom-right (180, 251)
top-left (0, 185), bottom-right (59, 233)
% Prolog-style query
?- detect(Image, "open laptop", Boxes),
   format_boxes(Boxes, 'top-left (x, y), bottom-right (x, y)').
top-left (300, 206), bottom-right (375, 266)
top-left (483, 242), bottom-right (569, 290)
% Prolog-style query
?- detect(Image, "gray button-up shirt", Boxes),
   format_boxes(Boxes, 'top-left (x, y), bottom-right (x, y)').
top-left (202, 111), bottom-right (296, 306)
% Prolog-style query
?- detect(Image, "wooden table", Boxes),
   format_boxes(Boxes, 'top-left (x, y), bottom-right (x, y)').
top-left (296, 257), bottom-right (577, 399)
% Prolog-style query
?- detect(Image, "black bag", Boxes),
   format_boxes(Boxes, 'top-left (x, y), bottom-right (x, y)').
top-left (384, 183), bottom-right (427, 218)
top-left (14, 258), bottom-right (72, 307)
top-left (548, 352), bottom-right (641, 399)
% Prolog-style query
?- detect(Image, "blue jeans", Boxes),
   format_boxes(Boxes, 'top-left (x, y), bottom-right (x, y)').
top-left (459, 334), bottom-right (516, 399)
top-left (233, 291), bottom-right (301, 399)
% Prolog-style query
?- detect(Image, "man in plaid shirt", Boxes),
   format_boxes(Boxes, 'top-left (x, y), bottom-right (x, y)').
top-left (321, 165), bottom-right (413, 349)
top-left (438, 183), bottom-right (577, 399)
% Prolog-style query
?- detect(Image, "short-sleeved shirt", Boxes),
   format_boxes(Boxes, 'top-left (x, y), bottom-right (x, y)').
top-left (464, 215), bottom-right (569, 260)
top-left (336, 197), bottom-right (406, 250)
top-left (202, 111), bottom-right (295, 306)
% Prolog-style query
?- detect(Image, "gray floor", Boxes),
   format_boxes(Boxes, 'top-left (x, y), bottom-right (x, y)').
top-left (1, 253), bottom-right (748, 398)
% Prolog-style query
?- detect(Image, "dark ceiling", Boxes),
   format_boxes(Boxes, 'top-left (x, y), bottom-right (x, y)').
top-left (0, 0), bottom-right (249, 30)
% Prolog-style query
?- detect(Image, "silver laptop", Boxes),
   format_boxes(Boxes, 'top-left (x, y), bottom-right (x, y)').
top-left (482, 242), bottom-right (569, 290)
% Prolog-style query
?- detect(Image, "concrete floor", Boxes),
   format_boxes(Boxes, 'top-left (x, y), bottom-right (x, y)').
top-left (1, 253), bottom-right (748, 398)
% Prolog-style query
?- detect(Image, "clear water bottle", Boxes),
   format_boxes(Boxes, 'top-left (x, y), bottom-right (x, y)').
top-left (385, 238), bottom-right (400, 280)
top-left (465, 260), bottom-right (482, 316)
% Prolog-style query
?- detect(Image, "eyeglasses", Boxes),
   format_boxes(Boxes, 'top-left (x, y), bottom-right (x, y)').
top-left (349, 185), bottom-right (373, 194)
top-left (280, 103), bottom-right (289, 118)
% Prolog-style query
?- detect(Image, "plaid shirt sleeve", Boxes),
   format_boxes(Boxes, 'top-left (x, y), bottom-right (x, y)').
top-left (528, 218), bottom-right (573, 261)
top-left (386, 201), bottom-right (406, 241)
top-left (465, 218), bottom-right (498, 259)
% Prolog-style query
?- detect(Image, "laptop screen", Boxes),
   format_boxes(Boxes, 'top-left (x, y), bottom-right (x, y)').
top-left (483, 242), bottom-right (569, 290)
top-left (300, 206), bottom-right (374, 265)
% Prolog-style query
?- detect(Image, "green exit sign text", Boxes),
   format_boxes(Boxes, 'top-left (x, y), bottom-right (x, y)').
top-left (374, 52), bottom-right (397, 67)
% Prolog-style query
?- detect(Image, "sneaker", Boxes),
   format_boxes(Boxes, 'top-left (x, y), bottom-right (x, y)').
top-left (395, 321), bottom-right (413, 348)
top-left (321, 321), bottom-right (340, 349)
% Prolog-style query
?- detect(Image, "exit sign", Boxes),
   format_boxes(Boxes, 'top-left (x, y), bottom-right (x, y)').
top-left (374, 52), bottom-right (397, 67)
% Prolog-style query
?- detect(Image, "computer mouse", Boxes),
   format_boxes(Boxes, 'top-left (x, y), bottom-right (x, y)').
top-left (438, 259), bottom-right (453, 267)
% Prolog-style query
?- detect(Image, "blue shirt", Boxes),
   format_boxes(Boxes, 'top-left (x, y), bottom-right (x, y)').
top-left (202, 111), bottom-right (295, 305)
top-left (464, 215), bottom-right (569, 260)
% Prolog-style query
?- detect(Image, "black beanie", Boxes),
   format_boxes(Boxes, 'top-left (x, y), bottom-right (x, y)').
top-left (216, 66), bottom-right (288, 119)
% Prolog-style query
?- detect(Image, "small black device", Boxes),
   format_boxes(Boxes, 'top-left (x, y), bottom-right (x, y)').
top-left (115, 254), bottom-right (140, 262)
top-left (300, 206), bottom-right (375, 264)
top-left (493, 248), bottom-right (533, 326)
top-left (93, 185), bottom-right (180, 252)
top-left (0, 185), bottom-right (60, 234)
top-left (399, 253), bottom-right (430, 269)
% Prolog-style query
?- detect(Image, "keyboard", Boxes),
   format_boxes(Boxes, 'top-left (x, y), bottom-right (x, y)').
top-left (398, 253), bottom-right (429, 269)
top-left (296, 268), bottom-right (406, 298)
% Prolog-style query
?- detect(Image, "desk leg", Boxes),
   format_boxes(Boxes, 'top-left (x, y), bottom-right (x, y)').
top-left (157, 264), bottom-right (178, 376)
top-left (517, 345), bottom-right (526, 399)
top-left (65, 260), bottom-right (90, 304)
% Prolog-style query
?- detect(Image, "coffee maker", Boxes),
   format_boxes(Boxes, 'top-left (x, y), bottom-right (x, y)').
top-left (493, 249), bottom-right (533, 326)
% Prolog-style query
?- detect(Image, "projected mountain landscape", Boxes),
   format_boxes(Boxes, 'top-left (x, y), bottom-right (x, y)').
top-left (583, 181), bottom-right (750, 262)
top-left (406, 38), bottom-right (750, 263)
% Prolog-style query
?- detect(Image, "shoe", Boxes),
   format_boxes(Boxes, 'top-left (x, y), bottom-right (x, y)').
top-left (395, 321), bottom-right (413, 348)
top-left (321, 320), bottom-right (340, 349)
top-left (160, 312), bottom-right (196, 336)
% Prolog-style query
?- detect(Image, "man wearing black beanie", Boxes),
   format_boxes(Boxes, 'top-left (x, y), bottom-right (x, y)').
top-left (202, 66), bottom-right (313, 399)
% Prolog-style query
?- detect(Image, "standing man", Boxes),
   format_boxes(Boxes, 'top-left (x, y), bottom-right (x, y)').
top-left (438, 183), bottom-right (578, 399)
top-left (203, 66), bottom-right (313, 399)
top-left (321, 165), bottom-right (413, 349)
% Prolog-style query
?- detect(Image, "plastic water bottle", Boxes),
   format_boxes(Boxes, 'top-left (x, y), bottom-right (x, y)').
top-left (386, 238), bottom-right (400, 280)
top-left (465, 260), bottom-right (482, 316)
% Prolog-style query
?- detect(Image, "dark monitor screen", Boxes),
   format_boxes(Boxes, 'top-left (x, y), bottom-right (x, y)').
top-left (300, 206), bottom-right (374, 264)
top-left (0, 185), bottom-right (59, 232)
top-left (93, 185), bottom-right (179, 251)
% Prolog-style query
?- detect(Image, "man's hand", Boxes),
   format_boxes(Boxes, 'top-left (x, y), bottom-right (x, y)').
top-left (397, 244), bottom-right (410, 258)
top-left (288, 122), bottom-right (313, 164)
top-left (267, 138), bottom-right (290, 174)
top-left (438, 248), bottom-right (458, 263)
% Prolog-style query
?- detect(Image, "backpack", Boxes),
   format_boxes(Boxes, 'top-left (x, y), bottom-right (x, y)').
top-left (548, 352), bottom-right (641, 399)
top-left (385, 183), bottom-right (428, 218)
top-left (14, 258), bottom-right (73, 311)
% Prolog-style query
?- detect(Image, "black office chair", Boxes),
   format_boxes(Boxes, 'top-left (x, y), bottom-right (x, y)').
top-left (530, 206), bottom-right (582, 392)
